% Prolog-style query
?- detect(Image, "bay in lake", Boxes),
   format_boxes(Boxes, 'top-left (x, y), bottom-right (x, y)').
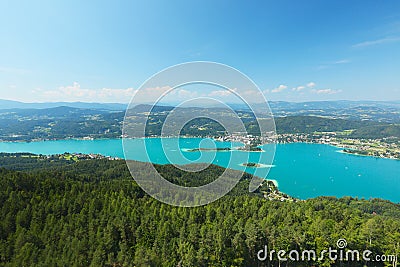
top-left (0, 138), bottom-right (399, 203)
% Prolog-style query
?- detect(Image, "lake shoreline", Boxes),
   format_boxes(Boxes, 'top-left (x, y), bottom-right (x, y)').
top-left (1, 136), bottom-right (399, 161)
top-left (1, 138), bottom-right (399, 203)
top-left (337, 148), bottom-right (400, 161)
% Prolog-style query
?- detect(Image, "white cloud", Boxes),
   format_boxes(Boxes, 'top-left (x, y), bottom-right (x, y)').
top-left (177, 89), bottom-right (198, 98)
top-left (306, 82), bottom-right (316, 88)
top-left (131, 87), bottom-right (246, 104)
top-left (352, 37), bottom-right (400, 48)
top-left (334, 59), bottom-right (350, 64)
top-left (292, 86), bottom-right (305, 92)
top-left (131, 86), bottom-right (172, 103)
top-left (292, 82), bottom-right (316, 92)
top-left (213, 89), bottom-right (264, 103)
top-left (98, 88), bottom-right (136, 98)
top-left (36, 82), bottom-right (137, 103)
top-left (311, 88), bottom-right (342, 94)
top-left (263, 81), bottom-right (341, 99)
top-left (208, 89), bottom-right (233, 97)
top-left (271, 84), bottom-right (288, 93)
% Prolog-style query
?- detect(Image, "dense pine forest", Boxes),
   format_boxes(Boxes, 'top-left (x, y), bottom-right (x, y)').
top-left (0, 155), bottom-right (399, 266)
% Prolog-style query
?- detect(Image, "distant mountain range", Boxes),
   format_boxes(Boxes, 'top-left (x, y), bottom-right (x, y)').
top-left (0, 99), bottom-right (127, 110)
top-left (1, 99), bottom-right (400, 122)
top-left (2, 99), bottom-right (400, 111)
top-left (267, 100), bottom-right (400, 111)
top-left (1, 100), bottom-right (400, 141)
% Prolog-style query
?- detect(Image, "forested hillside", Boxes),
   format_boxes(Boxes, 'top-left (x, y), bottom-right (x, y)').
top-left (2, 105), bottom-right (400, 141)
top-left (0, 156), bottom-right (399, 266)
top-left (274, 116), bottom-right (381, 134)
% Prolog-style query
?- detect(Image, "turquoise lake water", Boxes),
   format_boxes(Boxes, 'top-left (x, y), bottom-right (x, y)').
top-left (0, 138), bottom-right (399, 203)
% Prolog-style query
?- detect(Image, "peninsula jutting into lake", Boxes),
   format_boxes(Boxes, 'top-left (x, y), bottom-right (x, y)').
top-left (2, 1), bottom-right (400, 265)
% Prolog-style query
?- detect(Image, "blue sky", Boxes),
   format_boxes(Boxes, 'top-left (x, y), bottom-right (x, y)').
top-left (1, 0), bottom-right (400, 103)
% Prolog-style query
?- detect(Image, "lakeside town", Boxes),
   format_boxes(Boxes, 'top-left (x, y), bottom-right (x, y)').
top-left (277, 132), bottom-right (400, 160)
top-left (214, 131), bottom-right (400, 160)
top-left (5, 131), bottom-right (399, 161)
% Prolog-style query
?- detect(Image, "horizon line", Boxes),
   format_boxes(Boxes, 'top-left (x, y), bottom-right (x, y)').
top-left (1, 98), bottom-right (400, 105)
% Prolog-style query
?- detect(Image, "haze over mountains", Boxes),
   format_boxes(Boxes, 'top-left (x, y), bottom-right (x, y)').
top-left (1, 99), bottom-right (400, 124)
top-left (0, 99), bottom-right (127, 111)
top-left (1, 98), bottom-right (400, 111)
top-left (1, 98), bottom-right (400, 142)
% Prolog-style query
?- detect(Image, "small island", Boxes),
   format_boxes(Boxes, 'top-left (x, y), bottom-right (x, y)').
top-left (237, 145), bottom-right (263, 152)
top-left (239, 162), bottom-right (275, 168)
top-left (185, 145), bottom-right (263, 153)
top-left (242, 162), bottom-right (261, 168)
top-left (186, 147), bottom-right (231, 152)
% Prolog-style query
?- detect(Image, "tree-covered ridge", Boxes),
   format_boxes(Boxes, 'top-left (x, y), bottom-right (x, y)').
top-left (1, 105), bottom-right (400, 141)
top-left (0, 157), bottom-right (399, 266)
